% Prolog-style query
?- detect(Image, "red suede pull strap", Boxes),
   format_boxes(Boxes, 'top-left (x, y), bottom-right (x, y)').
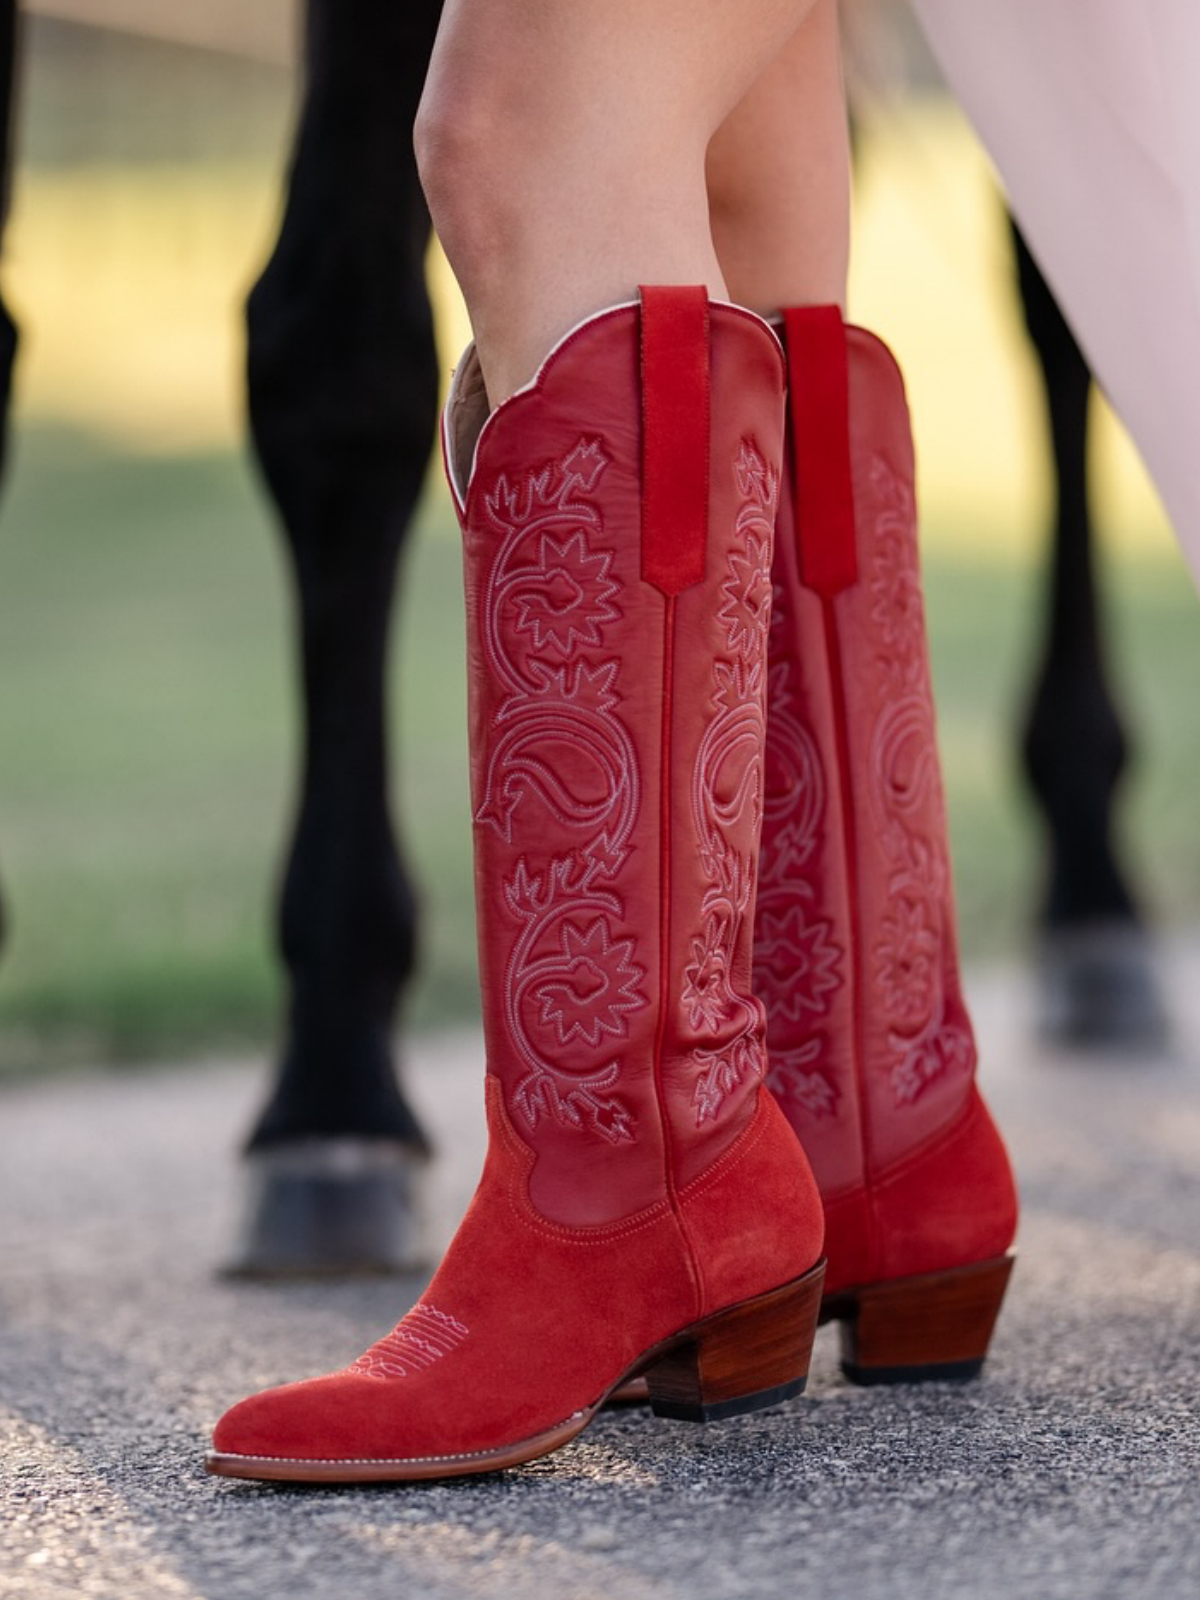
top-left (784, 305), bottom-right (858, 597)
top-left (640, 285), bottom-right (710, 595)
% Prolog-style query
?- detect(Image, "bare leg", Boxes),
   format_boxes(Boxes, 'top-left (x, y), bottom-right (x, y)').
top-left (416, 0), bottom-right (831, 400)
top-left (706, 0), bottom-right (850, 315)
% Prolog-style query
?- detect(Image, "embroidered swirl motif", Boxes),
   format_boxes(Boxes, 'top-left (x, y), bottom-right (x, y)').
top-left (351, 1304), bottom-right (469, 1380)
top-left (752, 551), bottom-right (844, 1123)
top-left (477, 439), bottom-right (647, 1143)
top-left (688, 442), bottom-right (778, 1125)
top-left (866, 456), bottom-right (973, 1105)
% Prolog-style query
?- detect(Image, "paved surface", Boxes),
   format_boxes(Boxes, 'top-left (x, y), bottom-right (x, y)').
top-left (4, 948), bottom-right (1200, 1600)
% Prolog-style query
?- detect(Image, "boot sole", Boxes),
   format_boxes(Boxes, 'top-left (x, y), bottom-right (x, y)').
top-left (204, 1259), bottom-right (825, 1484)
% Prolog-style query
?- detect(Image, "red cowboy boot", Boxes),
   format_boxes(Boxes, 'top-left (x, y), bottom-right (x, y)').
top-left (207, 290), bottom-right (825, 1483)
top-left (753, 306), bottom-right (1017, 1384)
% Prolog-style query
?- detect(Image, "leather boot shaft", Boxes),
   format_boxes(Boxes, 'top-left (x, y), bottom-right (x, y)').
top-left (757, 308), bottom-right (1017, 1292)
top-left (448, 295), bottom-right (795, 1225)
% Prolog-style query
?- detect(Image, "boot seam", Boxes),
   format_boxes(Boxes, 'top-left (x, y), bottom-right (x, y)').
top-left (504, 1180), bottom-right (675, 1244)
top-left (652, 589), bottom-right (707, 1315)
top-left (856, 1089), bottom-right (985, 1198)
top-left (487, 1075), bottom-right (678, 1243)
top-left (675, 1089), bottom-right (771, 1204)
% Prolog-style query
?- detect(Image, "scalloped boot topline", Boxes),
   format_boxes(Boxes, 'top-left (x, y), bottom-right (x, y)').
top-left (753, 307), bottom-right (1018, 1384)
top-left (207, 290), bottom-right (825, 1483)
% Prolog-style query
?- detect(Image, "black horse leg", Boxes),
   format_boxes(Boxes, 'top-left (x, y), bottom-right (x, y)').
top-left (0, 1), bottom-right (20, 962)
top-left (1013, 218), bottom-right (1167, 1049)
top-left (225, 0), bottom-right (444, 1274)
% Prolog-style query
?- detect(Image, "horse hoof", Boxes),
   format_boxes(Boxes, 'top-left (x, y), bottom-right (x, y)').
top-left (1036, 920), bottom-right (1171, 1052)
top-left (221, 1139), bottom-right (431, 1278)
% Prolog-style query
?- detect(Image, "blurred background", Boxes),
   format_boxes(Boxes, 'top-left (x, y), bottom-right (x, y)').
top-left (0, 0), bottom-right (1198, 1078)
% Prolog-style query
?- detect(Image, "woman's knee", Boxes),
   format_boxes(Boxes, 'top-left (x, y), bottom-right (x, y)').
top-left (416, 57), bottom-right (556, 308)
top-left (416, 86), bottom-right (501, 289)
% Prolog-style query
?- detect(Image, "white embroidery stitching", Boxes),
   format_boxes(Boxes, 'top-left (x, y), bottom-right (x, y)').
top-left (865, 457), bottom-right (972, 1105)
top-left (753, 556), bottom-right (844, 1121)
top-left (476, 438), bottom-right (648, 1143)
top-left (690, 442), bottom-right (777, 1125)
top-left (351, 1304), bottom-right (470, 1380)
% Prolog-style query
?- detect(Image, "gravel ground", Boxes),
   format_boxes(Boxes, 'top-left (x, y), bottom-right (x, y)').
top-left (4, 952), bottom-right (1200, 1600)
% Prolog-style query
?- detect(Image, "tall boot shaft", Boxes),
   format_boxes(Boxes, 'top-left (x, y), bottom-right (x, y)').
top-left (757, 307), bottom-right (1016, 1301)
top-left (448, 293), bottom-right (797, 1228)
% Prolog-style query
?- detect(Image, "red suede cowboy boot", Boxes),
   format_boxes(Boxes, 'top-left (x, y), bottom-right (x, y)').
top-left (753, 306), bottom-right (1017, 1384)
top-left (207, 290), bottom-right (825, 1483)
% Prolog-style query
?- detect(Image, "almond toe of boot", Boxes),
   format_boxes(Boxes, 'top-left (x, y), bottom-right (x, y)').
top-left (209, 1372), bottom-right (372, 1471)
top-left (209, 1372), bottom-right (452, 1480)
top-left (206, 1366), bottom-right (604, 1484)
top-left (206, 1370), bottom-right (486, 1480)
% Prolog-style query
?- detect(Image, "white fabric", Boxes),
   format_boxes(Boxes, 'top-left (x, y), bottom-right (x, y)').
top-left (910, 0), bottom-right (1200, 582)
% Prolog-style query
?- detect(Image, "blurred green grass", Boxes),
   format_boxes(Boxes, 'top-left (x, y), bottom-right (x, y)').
top-left (1, 16), bottom-right (1199, 1073)
top-left (927, 537), bottom-right (1200, 961)
top-left (0, 424), bottom-right (478, 1071)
